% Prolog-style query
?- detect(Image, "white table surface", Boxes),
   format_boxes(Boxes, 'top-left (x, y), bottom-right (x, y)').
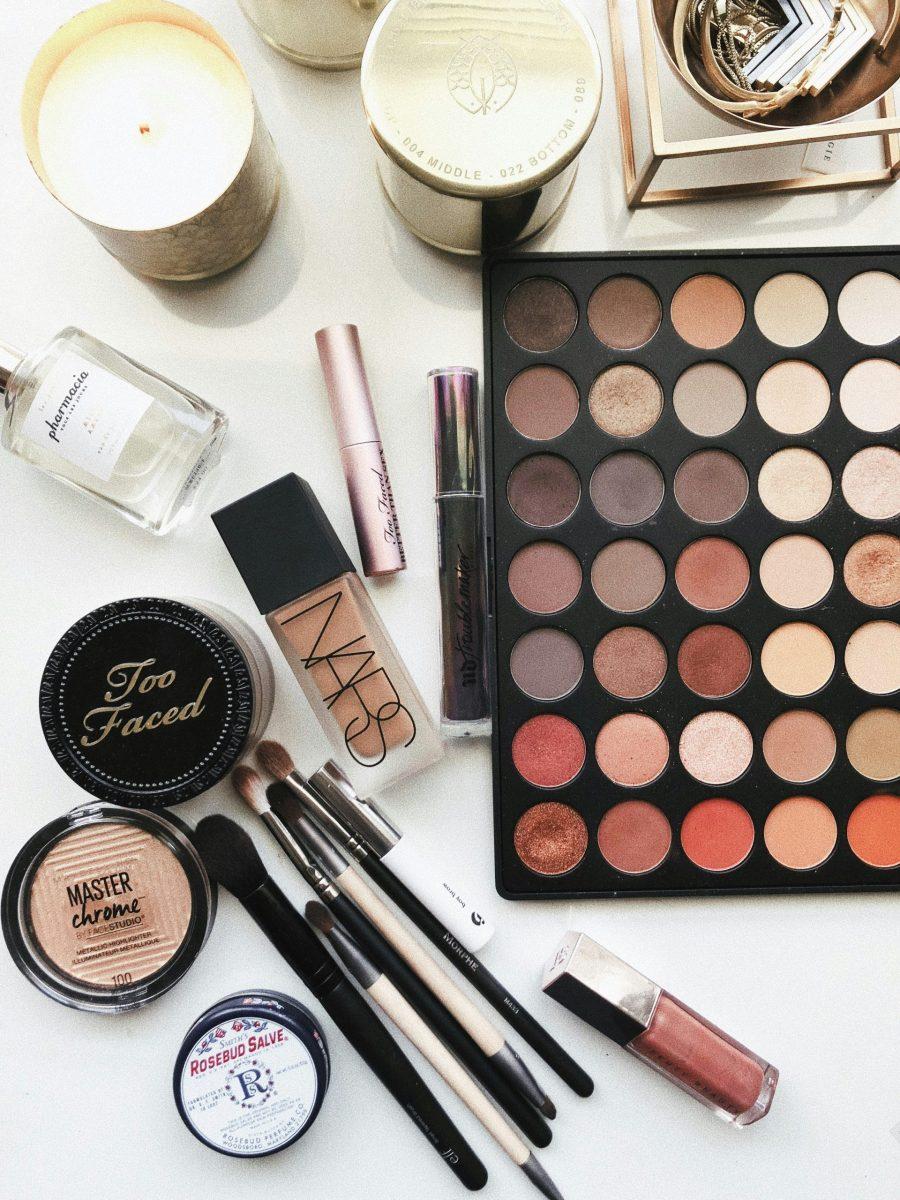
top-left (2, 4), bottom-right (898, 1199)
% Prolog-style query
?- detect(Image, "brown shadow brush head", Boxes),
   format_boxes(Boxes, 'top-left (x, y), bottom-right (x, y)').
top-left (232, 763), bottom-right (270, 815)
top-left (257, 739), bottom-right (295, 781)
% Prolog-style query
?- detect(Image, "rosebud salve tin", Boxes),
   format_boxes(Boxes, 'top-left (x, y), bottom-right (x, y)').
top-left (360, 0), bottom-right (602, 255)
top-left (174, 991), bottom-right (330, 1157)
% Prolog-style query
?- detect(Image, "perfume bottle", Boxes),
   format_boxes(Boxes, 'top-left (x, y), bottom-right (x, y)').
top-left (0, 327), bottom-right (227, 533)
top-left (213, 474), bottom-right (443, 793)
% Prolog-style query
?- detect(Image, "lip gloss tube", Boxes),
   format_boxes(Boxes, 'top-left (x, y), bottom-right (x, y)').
top-left (316, 324), bottom-right (404, 578)
top-left (429, 367), bottom-right (490, 738)
top-left (543, 932), bottom-right (778, 1126)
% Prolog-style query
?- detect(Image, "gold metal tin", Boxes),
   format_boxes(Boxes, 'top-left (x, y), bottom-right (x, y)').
top-left (22, 0), bottom-right (280, 281)
top-left (360, 0), bottom-right (602, 254)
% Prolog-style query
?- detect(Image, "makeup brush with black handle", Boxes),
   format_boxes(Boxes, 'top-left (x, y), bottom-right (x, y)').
top-left (232, 766), bottom-right (552, 1149)
top-left (256, 742), bottom-right (559, 1116)
top-left (261, 748), bottom-right (592, 1099)
top-left (306, 902), bottom-right (565, 1200)
top-left (192, 815), bottom-right (488, 1192)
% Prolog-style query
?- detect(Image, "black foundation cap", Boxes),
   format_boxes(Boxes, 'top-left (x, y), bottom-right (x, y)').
top-left (213, 474), bottom-right (355, 614)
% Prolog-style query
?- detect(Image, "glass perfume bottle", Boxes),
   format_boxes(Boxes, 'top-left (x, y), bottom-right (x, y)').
top-left (213, 474), bottom-right (443, 793)
top-left (0, 327), bottom-right (227, 533)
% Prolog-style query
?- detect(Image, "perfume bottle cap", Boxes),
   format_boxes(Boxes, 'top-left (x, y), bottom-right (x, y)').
top-left (0, 340), bottom-right (23, 400)
top-left (429, 367), bottom-right (481, 495)
top-left (315, 324), bottom-right (380, 449)
top-left (212, 474), bottom-right (355, 615)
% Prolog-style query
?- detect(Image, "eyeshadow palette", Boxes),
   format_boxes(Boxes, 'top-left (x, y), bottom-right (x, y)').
top-left (483, 247), bottom-right (900, 900)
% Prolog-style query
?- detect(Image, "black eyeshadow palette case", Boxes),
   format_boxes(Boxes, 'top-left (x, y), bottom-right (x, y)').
top-left (483, 247), bottom-right (900, 900)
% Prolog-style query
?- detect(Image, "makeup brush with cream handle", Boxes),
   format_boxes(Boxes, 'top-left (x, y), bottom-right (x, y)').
top-left (305, 902), bottom-right (565, 1200)
top-left (257, 758), bottom-right (554, 1119)
top-left (232, 765), bottom-right (552, 1148)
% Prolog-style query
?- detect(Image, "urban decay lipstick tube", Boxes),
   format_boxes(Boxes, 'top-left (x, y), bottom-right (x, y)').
top-left (316, 324), bottom-right (404, 577)
top-left (543, 932), bottom-right (778, 1126)
top-left (429, 367), bottom-right (490, 737)
top-left (212, 474), bottom-right (442, 793)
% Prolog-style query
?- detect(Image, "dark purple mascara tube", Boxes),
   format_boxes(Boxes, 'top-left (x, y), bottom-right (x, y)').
top-left (429, 367), bottom-right (491, 738)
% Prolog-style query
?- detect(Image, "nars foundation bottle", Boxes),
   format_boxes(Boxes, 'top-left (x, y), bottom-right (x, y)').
top-left (0, 328), bottom-right (227, 533)
top-left (39, 598), bottom-right (274, 809)
top-left (543, 932), bottom-right (778, 1126)
top-left (213, 475), bottom-right (443, 792)
top-left (315, 324), bottom-right (405, 578)
top-left (2, 804), bottom-right (215, 1012)
top-left (174, 991), bottom-right (330, 1157)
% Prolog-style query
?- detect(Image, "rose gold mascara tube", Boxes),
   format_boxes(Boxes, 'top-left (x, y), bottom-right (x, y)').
top-left (315, 324), bottom-right (405, 578)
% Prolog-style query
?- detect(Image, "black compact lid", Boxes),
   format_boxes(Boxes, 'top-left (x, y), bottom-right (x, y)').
top-left (212, 474), bottom-right (354, 614)
top-left (39, 598), bottom-right (256, 808)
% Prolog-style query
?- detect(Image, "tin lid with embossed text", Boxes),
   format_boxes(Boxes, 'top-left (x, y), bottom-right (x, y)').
top-left (360, 0), bottom-right (602, 200)
top-left (39, 597), bottom-right (260, 808)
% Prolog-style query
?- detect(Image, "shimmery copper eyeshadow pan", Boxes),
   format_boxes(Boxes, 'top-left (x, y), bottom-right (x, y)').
top-left (486, 248), bottom-right (900, 900)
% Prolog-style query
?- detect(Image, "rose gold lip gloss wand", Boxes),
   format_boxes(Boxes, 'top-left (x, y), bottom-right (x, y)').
top-left (315, 323), bottom-right (405, 578)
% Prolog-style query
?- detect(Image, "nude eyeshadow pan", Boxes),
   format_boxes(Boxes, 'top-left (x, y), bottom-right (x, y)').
top-left (486, 248), bottom-right (899, 900)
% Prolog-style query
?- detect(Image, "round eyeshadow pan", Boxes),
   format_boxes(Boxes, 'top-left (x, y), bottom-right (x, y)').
top-left (510, 628), bottom-right (584, 701)
top-left (763, 797), bottom-right (837, 871)
top-left (597, 801), bottom-right (672, 875)
top-left (844, 621), bottom-right (900, 695)
top-left (837, 271), bottom-right (900, 346)
top-left (760, 622), bottom-right (835, 697)
top-left (588, 365), bottom-right (663, 439)
top-left (593, 626), bottom-right (667, 699)
top-left (588, 275), bottom-right (662, 349)
top-left (843, 534), bottom-right (900, 608)
top-left (756, 360), bottom-right (830, 434)
top-left (670, 274), bottom-right (744, 349)
top-left (846, 794), bottom-right (900, 869)
top-left (841, 446), bottom-right (900, 521)
top-left (677, 624), bottom-right (751, 698)
top-left (759, 535), bottom-right (834, 609)
top-left (511, 714), bottom-right (585, 789)
top-left (595, 714), bottom-right (669, 788)
top-left (590, 452), bottom-right (664, 526)
top-left (673, 361), bottom-right (746, 436)
top-left (758, 448), bottom-right (832, 522)
top-left (513, 802), bottom-right (588, 876)
top-left (846, 709), bottom-right (900, 782)
top-left (591, 540), bottom-right (666, 613)
top-left (508, 541), bottom-right (582, 614)
top-left (680, 798), bottom-right (755, 872)
top-left (762, 710), bottom-right (837, 784)
top-left (674, 537), bottom-right (750, 612)
top-left (505, 366), bottom-right (579, 441)
top-left (503, 277), bottom-right (578, 352)
top-left (673, 449), bottom-right (749, 524)
top-left (507, 455), bottom-right (580, 528)
top-left (754, 273), bottom-right (828, 347)
top-left (679, 712), bottom-right (753, 785)
top-left (840, 359), bottom-right (900, 433)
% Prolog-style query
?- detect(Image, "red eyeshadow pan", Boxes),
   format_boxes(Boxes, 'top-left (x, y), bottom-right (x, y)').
top-left (512, 714), bottom-right (585, 789)
top-left (681, 798), bottom-right (755, 872)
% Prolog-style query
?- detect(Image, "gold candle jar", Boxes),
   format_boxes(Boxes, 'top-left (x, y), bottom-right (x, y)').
top-left (360, 0), bottom-right (602, 255)
top-left (238, 0), bottom-right (389, 70)
top-left (22, 0), bottom-right (280, 281)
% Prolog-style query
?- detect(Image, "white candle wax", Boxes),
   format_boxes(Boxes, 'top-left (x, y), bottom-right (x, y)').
top-left (37, 21), bottom-right (254, 230)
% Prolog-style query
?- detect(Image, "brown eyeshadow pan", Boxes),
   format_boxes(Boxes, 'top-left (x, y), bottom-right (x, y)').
top-left (503, 277), bottom-right (578, 352)
top-left (588, 276), bottom-right (662, 349)
top-left (488, 248), bottom-right (900, 901)
top-left (505, 366), bottom-right (579, 441)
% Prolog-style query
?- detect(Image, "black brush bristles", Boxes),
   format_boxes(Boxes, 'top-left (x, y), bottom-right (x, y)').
top-left (193, 815), bottom-right (267, 900)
